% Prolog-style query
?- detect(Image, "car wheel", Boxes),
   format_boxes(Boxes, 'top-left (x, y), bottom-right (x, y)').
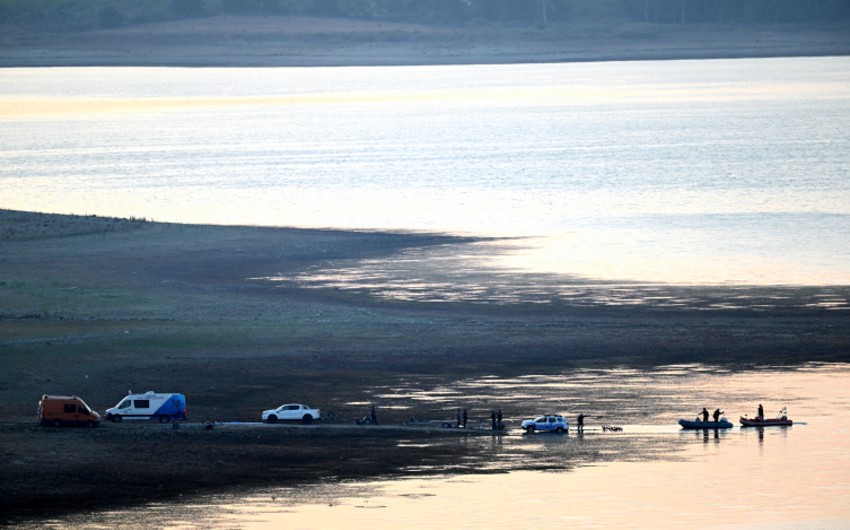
top-left (112, 415), bottom-right (122, 423)
top-left (53, 419), bottom-right (61, 428)
top-left (267, 415), bottom-right (278, 424)
top-left (86, 420), bottom-right (96, 428)
top-left (159, 415), bottom-right (171, 423)
top-left (555, 426), bottom-right (564, 434)
top-left (526, 426), bottom-right (535, 434)
top-left (302, 415), bottom-right (313, 425)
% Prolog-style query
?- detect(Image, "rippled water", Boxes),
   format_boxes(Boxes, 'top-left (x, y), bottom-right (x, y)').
top-left (27, 364), bottom-right (850, 529)
top-left (2, 57), bottom-right (850, 284)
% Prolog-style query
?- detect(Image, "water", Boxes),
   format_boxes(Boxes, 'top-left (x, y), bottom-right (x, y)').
top-left (2, 57), bottom-right (850, 284)
top-left (24, 364), bottom-right (850, 529)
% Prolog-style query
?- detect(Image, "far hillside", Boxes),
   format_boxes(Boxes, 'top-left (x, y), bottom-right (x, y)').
top-left (3, 0), bottom-right (850, 33)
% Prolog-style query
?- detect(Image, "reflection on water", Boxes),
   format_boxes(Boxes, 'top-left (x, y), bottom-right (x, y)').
top-left (27, 364), bottom-right (850, 529)
top-left (3, 59), bottom-right (850, 286)
top-left (263, 241), bottom-right (850, 310)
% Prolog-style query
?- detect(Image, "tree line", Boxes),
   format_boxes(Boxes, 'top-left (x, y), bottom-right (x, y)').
top-left (2, 0), bottom-right (849, 32)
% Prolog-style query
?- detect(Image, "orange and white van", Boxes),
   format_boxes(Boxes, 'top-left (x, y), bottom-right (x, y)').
top-left (38, 394), bottom-right (101, 427)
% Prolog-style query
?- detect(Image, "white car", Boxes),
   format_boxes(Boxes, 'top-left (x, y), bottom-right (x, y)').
top-left (521, 414), bottom-right (569, 434)
top-left (262, 403), bottom-right (320, 424)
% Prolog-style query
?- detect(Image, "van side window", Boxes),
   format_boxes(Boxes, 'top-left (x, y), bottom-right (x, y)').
top-left (134, 400), bottom-right (150, 409)
top-left (64, 403), bottom-right (76, 413)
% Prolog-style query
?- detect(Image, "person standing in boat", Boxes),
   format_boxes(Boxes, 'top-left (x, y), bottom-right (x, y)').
top-left (701, 408), bottom-right (709, 422)
top-left (758, 403), bottom-right (764, 420)
top-left (713, 408), bottom-right (723, 422)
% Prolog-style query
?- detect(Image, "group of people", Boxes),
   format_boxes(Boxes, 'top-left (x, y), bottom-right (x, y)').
top-left (490, 410), bottom-right (503, 430)
top-left (455, 408), bottom-right (468, 428)
top-left (372, 406), bottom-right (588, 431)
top-left (699, 404), bottom-right (772, 422)
top-left (699, 407), bottom-right (725, 422)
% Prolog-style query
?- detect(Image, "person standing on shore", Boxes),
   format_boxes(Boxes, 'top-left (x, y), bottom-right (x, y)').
top-left (497, 410), bottom-right (503, 430)
top-left (577, 412), bottom-right (585, 432)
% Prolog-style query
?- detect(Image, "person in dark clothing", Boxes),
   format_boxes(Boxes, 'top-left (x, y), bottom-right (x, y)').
top-left (577, 412), bottom-right (585, 432)
top-left (456, 408), bottom-right (461, 428)
top-left (758, 404), bottom-right (764, 420)
top-left (701, 408), bottom-right (709, 422)
top-left (713, 408), bottom-right (723, 422)
top-left (491, 410), bottom-right (497, 430)
top-left (462, 408), bottom-right (468, 428)
top-left (370, 405), bottom-right (378, 426)
top-left (497, 410), bottom-right (503, 430)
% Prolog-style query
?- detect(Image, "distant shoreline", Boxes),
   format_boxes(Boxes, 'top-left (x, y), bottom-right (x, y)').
top-left (2, 16), bottom-right (849, 68)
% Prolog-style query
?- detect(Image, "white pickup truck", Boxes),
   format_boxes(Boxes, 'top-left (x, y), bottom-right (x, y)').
top-left (262, 403), bottom-right (320, 424)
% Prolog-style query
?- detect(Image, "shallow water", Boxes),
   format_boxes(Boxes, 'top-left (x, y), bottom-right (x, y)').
top-left (27, 363), bottom-right (850, 529)
top-left (264, 241), bottom-right (850, 309)
top-left (2, 57), bottom-right (850, 284)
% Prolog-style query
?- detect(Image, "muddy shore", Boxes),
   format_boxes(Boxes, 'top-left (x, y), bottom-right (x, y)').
top-left (1, 209), bottom-right (849, 521)
top-left (0, 421), bottom-right (505, 519)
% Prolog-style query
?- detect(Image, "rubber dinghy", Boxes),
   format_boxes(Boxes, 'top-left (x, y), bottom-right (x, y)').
top-left (740, 417), bottom-right (792, 427)
top-left (678, 418), bottom-right (734, 429)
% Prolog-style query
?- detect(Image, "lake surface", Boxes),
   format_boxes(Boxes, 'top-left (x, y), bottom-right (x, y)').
top-left (2, 57), bottom-right (850, 285)
top-left (26, 363), bottom-right (850, 529)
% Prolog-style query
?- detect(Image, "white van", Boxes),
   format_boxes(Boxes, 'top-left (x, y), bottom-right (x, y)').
top-left (105, 391), bottom-right (187, 423)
